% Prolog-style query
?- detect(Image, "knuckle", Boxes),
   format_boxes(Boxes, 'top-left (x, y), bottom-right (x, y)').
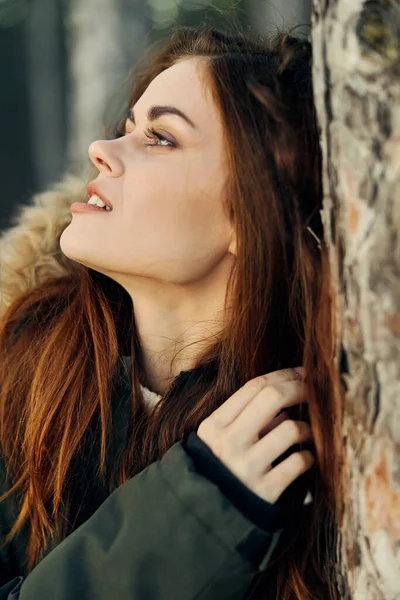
top-left (291, 450), bottom-right (314, 471)
top-left (246, 376), bottom-right (267, 392)
top-left (245, 378), bottom-right (283, 410)
top-left (257, 476), bottom-right (279, 504)
top-left (265, 383), bottom-right (282, 397)
top-left (252, 481), bottom-right (270, 501)
top-left (197, 418), bottom-right (211, 436)
top-left (235, 456), bottom-right (252, 480)
top-left (263, 384), bottom-right (283, 408)
top-left (284, 368), bottom-right (303, 380)
top-left (197, 418), bottom-right (217, 443)
top-left (213, 431), bottom-right (234, 459)
top-left (281, 419), bottom-right (312, 442)
top-left (281, 419), bottom-right (302, 439)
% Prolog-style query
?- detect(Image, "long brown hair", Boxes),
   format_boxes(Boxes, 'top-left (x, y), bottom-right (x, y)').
top-left (0, 22), bottom-right (344, 599)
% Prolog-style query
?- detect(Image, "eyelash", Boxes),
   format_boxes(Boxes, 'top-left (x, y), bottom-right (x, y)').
top-left (112, 125), bottom-right (174, 148)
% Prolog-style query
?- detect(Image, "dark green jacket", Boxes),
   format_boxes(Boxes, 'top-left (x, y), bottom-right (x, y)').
top-left (0, 356), bottom-right (311, 599)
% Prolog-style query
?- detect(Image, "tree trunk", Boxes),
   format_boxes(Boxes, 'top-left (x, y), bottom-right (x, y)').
top-left (312, 0), bottom-right (400, 598)
top-left (66, 0), bottom-right (152, 170)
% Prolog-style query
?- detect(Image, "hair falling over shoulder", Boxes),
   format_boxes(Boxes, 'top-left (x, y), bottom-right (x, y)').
top-left (0, 21), bottom-right (345, 600)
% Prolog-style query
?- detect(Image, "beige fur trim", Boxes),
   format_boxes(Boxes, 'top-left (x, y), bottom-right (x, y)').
top-left (0, 173), bottom-right (88, 316)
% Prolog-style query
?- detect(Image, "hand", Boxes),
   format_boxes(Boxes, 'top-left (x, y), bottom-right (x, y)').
top-left (197, 367), bottom-right (315, 504)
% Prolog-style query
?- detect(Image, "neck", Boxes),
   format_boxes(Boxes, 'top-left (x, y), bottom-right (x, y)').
top-left (123, 256), bottom-right (235, 396)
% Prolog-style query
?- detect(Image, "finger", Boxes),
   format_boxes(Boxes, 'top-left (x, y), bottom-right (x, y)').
top-left (249, 419), bottom-right (313, 473)
top-left (265, 366), bottom-right (306, 383)
top-left (258, 410), bottom-right (289, 438)
top-left (210, 367), bottom-right (306, 428)
top-left (257, 450), bottom-right (315, 504)
top-left (227, 380), bottom-right (308, 448)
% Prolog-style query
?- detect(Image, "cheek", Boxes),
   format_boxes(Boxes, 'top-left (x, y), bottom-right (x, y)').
top-left (112, 168), bottom-right (230, 280)
top-left (123, 163), bottom-right (227, 254)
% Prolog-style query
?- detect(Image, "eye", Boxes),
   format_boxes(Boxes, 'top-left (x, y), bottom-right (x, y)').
top-left (143, 127), bottom-right (175, 148)
top-left (111, 124), bottom-right (175, 148)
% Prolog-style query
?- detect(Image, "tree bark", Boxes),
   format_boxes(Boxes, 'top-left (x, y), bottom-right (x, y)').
top-left (312, 0), bottom-right (400, 598)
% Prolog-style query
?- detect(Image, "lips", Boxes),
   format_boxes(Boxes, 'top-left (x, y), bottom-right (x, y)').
top-left (86, 183), bottom-right (113, 210)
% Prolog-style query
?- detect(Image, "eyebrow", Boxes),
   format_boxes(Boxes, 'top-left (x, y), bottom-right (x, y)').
top-left (127, 105), bottom-right (197, 130)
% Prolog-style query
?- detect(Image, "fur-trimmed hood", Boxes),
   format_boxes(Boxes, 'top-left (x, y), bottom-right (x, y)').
top-left (0, 173), bottom-right (87, 317)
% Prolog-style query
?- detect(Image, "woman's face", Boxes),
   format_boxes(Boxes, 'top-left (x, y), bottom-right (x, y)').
top-left (60, 56), bottom-right (237, 287)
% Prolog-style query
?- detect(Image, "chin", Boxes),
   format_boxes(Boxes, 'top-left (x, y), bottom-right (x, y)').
top-left (60, 226), bottom-right (81, 260)
top-left (59, 227), bottom-right (93, 269)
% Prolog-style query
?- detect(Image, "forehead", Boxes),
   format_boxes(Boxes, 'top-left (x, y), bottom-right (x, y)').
top-left (133, 57), bottom-right (222, 138)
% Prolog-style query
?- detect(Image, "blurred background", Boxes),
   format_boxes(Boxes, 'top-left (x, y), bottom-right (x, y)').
top-left (0, 0), bottom-right (311, 231)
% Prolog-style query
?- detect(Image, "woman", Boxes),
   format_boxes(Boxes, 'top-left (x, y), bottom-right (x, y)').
top-left (0, 24), bottom-right (343, 599)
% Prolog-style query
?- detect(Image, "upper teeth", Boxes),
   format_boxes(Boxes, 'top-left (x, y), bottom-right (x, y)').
top-left (88, 194), bottom-right (111, 210)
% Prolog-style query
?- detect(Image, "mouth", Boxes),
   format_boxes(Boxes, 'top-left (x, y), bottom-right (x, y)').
top-left (86, 183), bottom-right (113, 211)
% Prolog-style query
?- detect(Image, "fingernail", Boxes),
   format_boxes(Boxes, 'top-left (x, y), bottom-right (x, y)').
top-left (294, 366), bottom-right (306, 379)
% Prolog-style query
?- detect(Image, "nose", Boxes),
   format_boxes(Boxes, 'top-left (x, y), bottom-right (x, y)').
top-left (88, 140), bottom-right (124, 176)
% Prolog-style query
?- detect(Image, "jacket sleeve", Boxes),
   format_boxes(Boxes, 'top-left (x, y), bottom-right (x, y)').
top-left (0, 440), bottom-right (284, 600)
top-left (184, 431), bottom-right (295, 532)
